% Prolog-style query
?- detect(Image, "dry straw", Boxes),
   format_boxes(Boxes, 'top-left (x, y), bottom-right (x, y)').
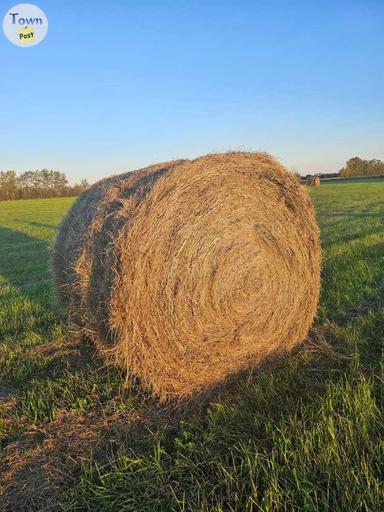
top-left (307, 176), bottom-right (321, 186)
top-left (54, 152), bottom-right (321, 401)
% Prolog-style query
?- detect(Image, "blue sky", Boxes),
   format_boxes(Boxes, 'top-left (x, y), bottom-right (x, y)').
top-left (1, 0), bottom-right (384, 183)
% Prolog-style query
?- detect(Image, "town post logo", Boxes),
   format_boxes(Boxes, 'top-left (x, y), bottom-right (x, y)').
top-left (3, 4), bottom-right (48, 47)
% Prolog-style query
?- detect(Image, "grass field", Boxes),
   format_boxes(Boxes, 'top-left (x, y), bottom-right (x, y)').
top-left (0, 183), bottom-right (383, 511)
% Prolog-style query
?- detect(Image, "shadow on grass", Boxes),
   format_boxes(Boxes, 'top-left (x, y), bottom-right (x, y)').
top-left (0, 226), bottom-right (53, 307)
top-left (12, 219), bottom-right (58, 230)
top-left (2, 315), bottom-right (383, 512)
top-left (0, 332), bottom-right (341, 511)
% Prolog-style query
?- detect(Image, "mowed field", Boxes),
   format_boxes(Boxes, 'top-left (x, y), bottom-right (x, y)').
top-left (0, 182), bottom-right (383, 511)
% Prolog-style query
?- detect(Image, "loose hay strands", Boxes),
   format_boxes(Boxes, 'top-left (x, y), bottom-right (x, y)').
top-left (53, 161), bottom-right (184, 337)
top-left (54, 152), bottom-right (321, 401)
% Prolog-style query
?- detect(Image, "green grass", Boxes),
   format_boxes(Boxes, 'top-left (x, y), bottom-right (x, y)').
top-left (0, 185), bottom-right (383, 511)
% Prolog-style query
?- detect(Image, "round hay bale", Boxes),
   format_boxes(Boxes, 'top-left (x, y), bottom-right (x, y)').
top-left (54, 152), bottom-right (321, 401)
top-left (306, 176), bottom-right (320, 186)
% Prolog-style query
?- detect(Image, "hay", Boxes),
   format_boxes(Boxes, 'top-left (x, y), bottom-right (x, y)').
top-left (307, 176), bottom-right (320, 186)
top-left (53, 160), bottom-right (184, 335)
top-left (54, 152), bottom-right (321, 401)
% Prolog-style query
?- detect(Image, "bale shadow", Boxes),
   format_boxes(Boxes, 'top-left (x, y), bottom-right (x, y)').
top-left (2, 308), bottom-right (383, 512)
top-left (0, 226), bottom-right (53, 308)
top-left (12, 219), bottom-right (58, 230)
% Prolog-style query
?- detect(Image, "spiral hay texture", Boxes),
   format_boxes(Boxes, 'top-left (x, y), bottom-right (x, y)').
top-left (53, 152), bottom-right (321, 400)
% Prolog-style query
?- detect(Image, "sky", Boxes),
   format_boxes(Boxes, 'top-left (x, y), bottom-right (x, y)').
top-left (1, 0), bottom-right (384, 183)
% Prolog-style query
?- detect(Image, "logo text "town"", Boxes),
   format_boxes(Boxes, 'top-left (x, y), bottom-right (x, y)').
top-left (9, 12), bottom-right (43, 25)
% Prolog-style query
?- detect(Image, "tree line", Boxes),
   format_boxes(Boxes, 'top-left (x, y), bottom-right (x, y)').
top-left (0, 169), bottom-right (89, 200)
top-left (2, 157), bottom-right (382, 200)
top-left (340, 157), bottom-right (384, 177)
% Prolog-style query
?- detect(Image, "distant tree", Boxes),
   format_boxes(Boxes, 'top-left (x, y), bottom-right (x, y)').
top-left (318, 172), bottom-right (339, 179)
top-left (340, 157), bottom-right (384, 177)
top-left (71, 179), bottom-right (89, 196)
top-left (340, 157), bottom-right (367, 177)
top-left (0, 169), bottom-right (88, 200)
top-left (51, 170), bottom-right (68, 196)
top-left (18, 171), bottom-right (36, 198)
top-left (0, 171), bottom-right (18, 200)
top-left (368, 159), bottom-right (384, 176)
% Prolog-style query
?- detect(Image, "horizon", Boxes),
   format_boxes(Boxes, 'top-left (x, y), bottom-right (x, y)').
top-left (0, 156), bottom-right (344, 186)
top-left (1, 0), bottom-right (384, 183)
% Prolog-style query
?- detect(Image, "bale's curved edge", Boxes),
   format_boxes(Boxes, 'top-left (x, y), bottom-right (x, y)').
top-left (84, 160), bottom-right (185, 345)
top-left (54, 152), bottom-right (321, 402)
top-left (53, 171), bottom-right (129, 325)
top-left (109, 152), bottom-right (321, 400)
top-left (52, 161), bottom-right (185, 334)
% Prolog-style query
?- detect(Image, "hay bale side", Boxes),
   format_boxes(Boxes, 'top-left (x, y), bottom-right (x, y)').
top-left (53, 172), bottom-right (126, 326)
top-left (53, 161), bottom-right (184, 334)
top-left (107, 152), bottom-right (321, 400)
top-left (84, 161), bottom-right (185, 344)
